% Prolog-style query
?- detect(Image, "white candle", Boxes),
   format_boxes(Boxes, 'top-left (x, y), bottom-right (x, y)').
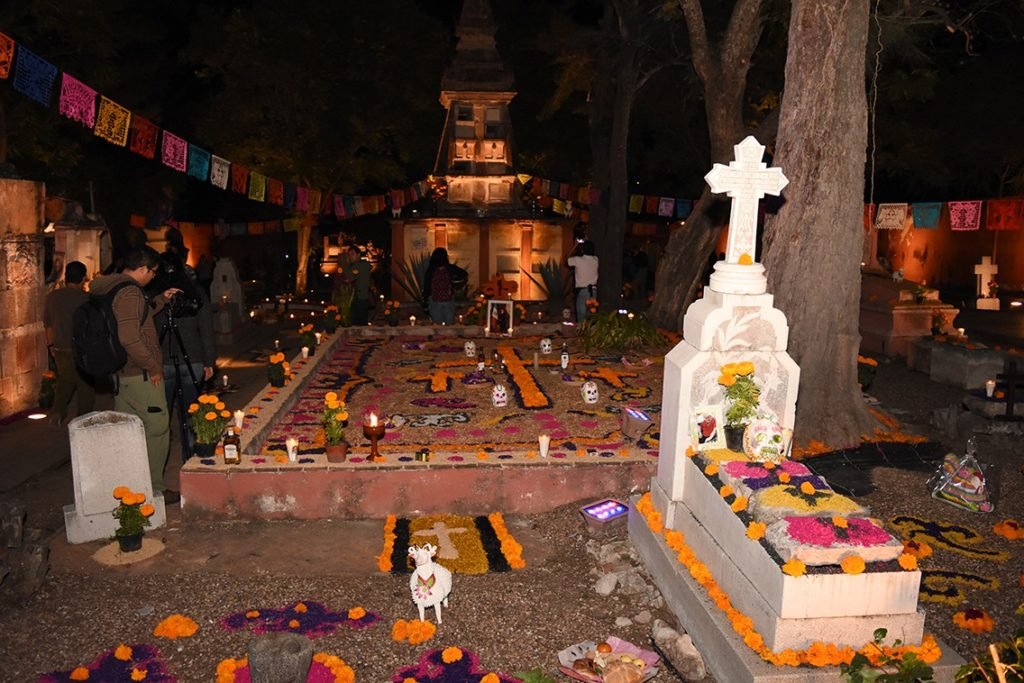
top-left (285, 438), bottom-right (298, 461)
top-left (410, 315), bottom-right (416, 326)
top-left (301, 346), bottom-right (310, 359)
top-left (274, 339), bottom-right (280, 350)
top-left (315, 332), bottom-right (322, 345)
top-left (222, 374), bottom-right (229, 387)
top-left (538, 434), bottom-right (551, 457)
top-left (957, 327), bottom-right (966, 338)
top-left (985, 379), bottom-right (996, 398)
top-left (233, 410), bottom-right (245, 430)
top-left (369, 413), bottom-right (378, 427)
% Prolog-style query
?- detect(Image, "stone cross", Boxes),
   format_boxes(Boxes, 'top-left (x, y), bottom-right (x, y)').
top-left (704, 136), bottom-right (789, 264)
top-left (974, 256), bottom-right (998, 297)
top-left (412, 521), bottom-right (467, 560)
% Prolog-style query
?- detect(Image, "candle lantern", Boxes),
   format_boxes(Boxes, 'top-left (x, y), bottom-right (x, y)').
top-left (363, 413), bottom-right (386, 462)
top-left (985, 379), bottom-right (996, 398)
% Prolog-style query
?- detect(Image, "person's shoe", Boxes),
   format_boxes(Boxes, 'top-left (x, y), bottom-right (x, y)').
top-left (163, 489), bottom-right (181, 505)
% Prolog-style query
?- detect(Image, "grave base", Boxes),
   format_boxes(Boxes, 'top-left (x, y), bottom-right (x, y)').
top-left (628, 500), bottom-right (964, 683)
top-left (63, 494), bottom-right (167, 544)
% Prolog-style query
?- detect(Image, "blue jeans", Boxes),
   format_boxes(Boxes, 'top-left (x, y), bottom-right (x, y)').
top-left (429, 300), bottom-right (455, 325)
top-left (575, 287), bottom-right (594, 324)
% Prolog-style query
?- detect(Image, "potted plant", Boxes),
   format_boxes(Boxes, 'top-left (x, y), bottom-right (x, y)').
top-left (187, 393), bottom-right (232, 458)
top-left (298, 323), bottom-right (317, 355)
top-left (323, 304), bottom-right (341, 333)
top-left (332, 282), bottom-right (355, 327)
top-left (321, 392), bottom-right (349, 463)
top-left (38, 370), bottom-right (56, 410)
top-left (383, 299), bottom-right (401, 326)
top-left (267, 352), bottom-right (291, 387)
top-left (111, 486), bottom-right (154, 552)
top-left (718, 361), bottom-right (760, 451)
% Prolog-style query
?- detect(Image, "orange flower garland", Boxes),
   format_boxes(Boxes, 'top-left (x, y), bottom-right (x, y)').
top-left (153, 614), bottom-right (199, 639)
top-left (392, 619), bottom-right (437, 645)
top-left (635, 493), bottom-right (942, 668)
top-left (952, 608), bottom-right (994, 634)
top-left (488, 512), bottom-right (526, 569)
top-left (377, 515), bottom-right (397, 572)
top-left (902, 540), bottom-right (932, 559)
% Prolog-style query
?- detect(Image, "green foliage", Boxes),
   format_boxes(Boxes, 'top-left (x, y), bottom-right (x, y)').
top-left (581, 310), bottom-right (662, 353)
top-left (515, 668), bottom-right (556, 683)
top-left (321, 399), bottom-right (349, 446)
top-left (393, 252), bottom-right (430, 310)
top-left (955, 628), bottom-right (1024, 683)
top-left (722, 368), bottom-right (760, 428)
top-left (840, 629), bottom-right (935, 683)
top-left (332, 283), bottom-right (355, 326)
top-left (111, 490), bottom-right (152, 538)
top-left (521, 258), bottom-right (571, 312)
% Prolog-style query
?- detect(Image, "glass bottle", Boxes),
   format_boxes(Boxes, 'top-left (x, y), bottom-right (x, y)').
top-left (223, 427), bottom-right (241, 465)
top-left (560, 343), bottom-right (570, 371)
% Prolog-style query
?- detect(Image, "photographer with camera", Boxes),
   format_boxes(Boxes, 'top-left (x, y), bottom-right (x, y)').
top-left (151, 229), bottom-right (216, 474)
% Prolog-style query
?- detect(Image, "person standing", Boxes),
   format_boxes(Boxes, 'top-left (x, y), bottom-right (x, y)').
top-left (423, 247), bottom-right (467, 326)
top-left (89, 247), bottom-right (181, 503)
top-left (342, 246), bottom-right (373, 325)
top-left (43, 261), bottom-right (95, 425)
top-left (567, 240), bottom-right (599, 324)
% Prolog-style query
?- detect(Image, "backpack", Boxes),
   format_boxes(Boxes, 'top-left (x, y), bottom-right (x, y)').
top-left (72, 281), bottom-right (147, 381)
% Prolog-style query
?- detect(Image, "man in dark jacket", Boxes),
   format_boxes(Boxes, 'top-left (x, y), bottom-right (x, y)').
top-left (43, 261), bottom-right (95, 425)
top-left (89, 247), bottom-right (181, 503)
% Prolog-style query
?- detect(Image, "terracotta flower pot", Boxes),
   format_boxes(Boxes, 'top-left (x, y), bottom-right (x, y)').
top-left (117, 532), bottom-right (143, 553)
top-left (325, 442), bottom-right (348, 463)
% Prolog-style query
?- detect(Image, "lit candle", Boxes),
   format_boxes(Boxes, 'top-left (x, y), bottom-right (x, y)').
top-left (957, 327), bottom-right (966, 338)
top-left (627, 312), bottom-right (635, 320)
top-left (221, 294), bottom-right (228, 305)
top-left (315, 332), bottom-right (322, 345)
top-left (409, 315), bottom-right (416, 326)
top-left (233, 410), bottom-right (245, 430)
top-left (249, 310), bottom-right (256, 318)
top-left (285, 437), bottom-right (298, 461)
top-left (222, 374), bottom-right (229, 387)
top-left (301, 346), bottom-right (310, 359)
top-left (458, 314), bottom-right (464, 324)
top-left (274, 339), bottom-right (280, 350)
top-left (985, 379), bottom-right (996, 398)
top-left (369, 412), bottom-right (378, 427)
top-left (538, 434), bottom-right (551, 457)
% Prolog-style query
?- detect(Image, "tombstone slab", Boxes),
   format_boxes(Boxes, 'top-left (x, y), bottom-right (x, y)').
top-left (765, 516), bottom-right (904, 566)
top-left (64, 411), bottom-right (166, 543)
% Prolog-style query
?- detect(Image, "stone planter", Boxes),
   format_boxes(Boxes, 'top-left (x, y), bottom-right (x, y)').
top-left (325, 442), bottom-right (348, 463)
top-left (117, 532), bottom-right (143, 553)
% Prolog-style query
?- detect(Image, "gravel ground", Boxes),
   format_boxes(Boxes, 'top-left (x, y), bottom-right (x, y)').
top-left (1, 356), bottom-right (1022, 681)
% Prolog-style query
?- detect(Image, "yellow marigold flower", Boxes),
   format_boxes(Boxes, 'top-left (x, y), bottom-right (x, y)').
top-left (334, 412), bottom-right (347, 422)
top-left (245, 610), bottom-right (260, 619)
top-left (441, 647), bottom-right (463, 664)
top-left (897, 553), bottom-right (918, 570)
top-left (289, 619), bottom-right (300, 628)
top-left (777, 472), bottom-right (792, 483)
top-left (719, 485), bottom-right (734, 498)
top-left (130, 667), bottom-right (147, 681)
top-left (204, 411), bottom-right (218, 421)
top-left (70, 667), bottom-right (90, 681)
top-left (348, 606), bottom-right (366, 620)
top-left (215, 402), bottom-right (226, 410)
top-left (746, 522), bottom-right (767, 540)
top-left (114, 644), bottom-right (133, 661)
top-left (735, 361), bottom-right (755, 376)
top-left (799, 481), bottom-right (816, 495)
top-left (717, 373), bottom-right (737, 387)
top-left (738, 252), bottom-right (753, 265)
top-left (841, 555), bottom-right (866, 574)
top-left (782, 558), bottom-right (806, 577)
top-left (113, 486), bottom-right (131, 500)
top-left (832, 516), bottom-right (848, 529)
top-left (731, 496), bottom-right (748, 513)
top-left (140, 504), bottom-right (155, 517)
top-left (294, 602), bottom-right (308, 613)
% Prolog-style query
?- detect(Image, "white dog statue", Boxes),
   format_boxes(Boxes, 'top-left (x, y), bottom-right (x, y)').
top-left (408, 543), bottom-right (453, 624)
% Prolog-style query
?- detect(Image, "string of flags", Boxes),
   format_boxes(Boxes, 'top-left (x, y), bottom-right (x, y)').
top-left (869, 199), bottom-right (1024, 232)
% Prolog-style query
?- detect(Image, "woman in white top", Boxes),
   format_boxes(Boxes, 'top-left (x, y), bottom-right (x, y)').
top-left (567, 240), bottom-right (599, 324)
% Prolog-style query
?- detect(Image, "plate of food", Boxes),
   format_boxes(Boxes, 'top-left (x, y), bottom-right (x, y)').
top-left (557, 637), bottom-right (659, 683)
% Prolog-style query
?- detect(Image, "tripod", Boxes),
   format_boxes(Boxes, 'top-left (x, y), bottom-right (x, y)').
top-left (159, 310), bottom-right (203, 463)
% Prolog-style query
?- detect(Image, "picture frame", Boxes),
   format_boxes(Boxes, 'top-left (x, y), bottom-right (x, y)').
top-left (485, 299), bottom-right (514, 337)
top-left (691, 404), bottom-right (725, 450)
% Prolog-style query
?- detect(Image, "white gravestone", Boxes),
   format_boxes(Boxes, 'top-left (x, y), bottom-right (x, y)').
top-left (63, 411), bottom-right (167, 543)
top-left (974, 256), bottom-right (1000, 311)
top-left (210, 257), bottom-right (245, 341)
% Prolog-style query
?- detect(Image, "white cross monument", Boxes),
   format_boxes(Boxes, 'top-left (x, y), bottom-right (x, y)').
top-left (974, 256), bottom-right (1000, 310)
top-left (704, 136), bottom-right (788, 295)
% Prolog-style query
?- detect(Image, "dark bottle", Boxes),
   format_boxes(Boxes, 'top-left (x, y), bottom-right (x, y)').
top-left (223, 427), bottom-right (241, 465)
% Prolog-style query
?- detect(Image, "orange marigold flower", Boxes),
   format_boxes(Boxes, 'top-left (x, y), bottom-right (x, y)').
top-left (731, 496), bottom-right (748, 513)
top-left (480, 674), bottom-right (500, 683)
top-left (288, 619), bottom-right (300, 628)
top-left (777, 472), bottom-right (792, 483)
top-left (718, 373), bottom-right (737, 387)
top-left (113, 486), bottom-right (131, 500)
top-left (392, 619), bottom-right (409, 642)
top-left (898, 553), bottom-right (918, 570)
top-left (782, 559), bottom-right (806, 577)
top-left (761, 460), bottom-right (776, 470)
top-left (70, 667), bottom-right (90, 681)
top-left (245, 610), bottom-right (260, 619)
top-left (685, 446), bottom-right (696, 457)
top-left (805, 641), bottom-right (832, 667)
top-left (952, 608), bottom-right (994, 634)
top-left (840, 555), bottom-right (865, 574)
top-left (799, 481), bottom-right (816, 495)
top-left (140, 504), bottom-right (155, 517)
top-left (348, 606), bottom-right (366, 620)
top-left (215, 401), bottom-right (226, 410)
top-left (204, 411), bottom-right (218, 421)
top-left (403, 679), bottom-right (418, 683)
top-left (441, 647), bottom-right (463, 664)
top-left (832, 516), bottom-right (848, 529)
top-left (902, 539), bottom-right (933, 559)
top-left (114, 644), bottom-right (133, 661)
top-left (738, 253), bottom-right (754, 265)
top-left (294, 602), bottom-right (308, 613)
top-left (993, 519), bottom-right (1024, 540)
top-left (130, 668), bottom-right (147, 681)
top-left (746, 522), bottom-right (767, 540)
top-left (153, 614), bottom-right (199, 639)
top-left (719, 485), bottom-right (734, 498)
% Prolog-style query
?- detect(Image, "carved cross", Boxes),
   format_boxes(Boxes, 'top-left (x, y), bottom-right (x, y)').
top-left (704, 136), bottom-right (789, 264)
top-left (412, 521), bottom-right (468, 560)
top-left (974, 256), bottom-right (998, 297)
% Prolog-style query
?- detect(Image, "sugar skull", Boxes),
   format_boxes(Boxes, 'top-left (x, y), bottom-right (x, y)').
top-left (464, 340), bottom-right (477, 357)
top-left (581, 380), bottom-right (599, 404)
top-left (742, 416), bottom-right (785, 463)
top-left (491, 384), bottom-right (509, 407)
top-left (540, 338), bottom-right (553, 354)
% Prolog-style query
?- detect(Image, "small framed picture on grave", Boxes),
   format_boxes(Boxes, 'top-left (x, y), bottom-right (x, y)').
top-left (691, 404), bottom-right (725, 450)
top-left (485, 300), bottom-right (514, 337)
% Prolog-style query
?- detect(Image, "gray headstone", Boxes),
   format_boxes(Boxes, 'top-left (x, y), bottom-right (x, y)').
top-left (247, 632), bottom-right (313, 683)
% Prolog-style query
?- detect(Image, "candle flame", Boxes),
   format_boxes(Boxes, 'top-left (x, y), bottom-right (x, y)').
top-left (369, 413), bottom-right (378, 427)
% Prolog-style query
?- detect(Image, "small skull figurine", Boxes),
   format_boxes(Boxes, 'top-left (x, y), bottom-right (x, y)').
top-left (491, 384), bottom-right (509, 407)
top-left (581, 380), bottom-right (599, 404)
top-left (464, 340), bottom-right (477, 357)
top-left (540, 338), bottom-right (553, 354)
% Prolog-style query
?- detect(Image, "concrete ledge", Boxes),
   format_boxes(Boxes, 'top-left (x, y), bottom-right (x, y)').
top-left (628, 501), bottom-right (965, 682)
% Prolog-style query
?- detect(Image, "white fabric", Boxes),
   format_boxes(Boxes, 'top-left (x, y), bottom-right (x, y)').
top-left (568, 254), bottom-right (599, 287)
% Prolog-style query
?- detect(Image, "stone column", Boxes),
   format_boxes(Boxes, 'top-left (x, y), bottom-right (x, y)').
top-left (0, 179), bottom-right (48, 420)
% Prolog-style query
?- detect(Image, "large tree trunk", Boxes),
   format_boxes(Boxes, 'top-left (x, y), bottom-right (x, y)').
top-left (648, 0), bottom-right (766, 330)
top-left (762, 0), bottom-right (875, 448)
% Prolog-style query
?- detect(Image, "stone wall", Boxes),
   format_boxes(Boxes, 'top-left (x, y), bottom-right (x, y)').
top-left (0, 179), bottom-right (47, 419)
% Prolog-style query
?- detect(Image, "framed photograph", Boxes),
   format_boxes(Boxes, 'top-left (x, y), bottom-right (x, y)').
top-left (485, 299), bottom-right (514, 337)
top-left (691, 404), bottom-right (725, 450)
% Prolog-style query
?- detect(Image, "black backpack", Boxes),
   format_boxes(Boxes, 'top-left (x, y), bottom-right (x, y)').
top-left (72, 281), bottom-right (147, 381)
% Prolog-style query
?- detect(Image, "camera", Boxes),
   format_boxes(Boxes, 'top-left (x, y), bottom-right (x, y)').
top-left (151, 250), bottom-right (204, 318)
top-left (167, 290), bottom-right (203, 318)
